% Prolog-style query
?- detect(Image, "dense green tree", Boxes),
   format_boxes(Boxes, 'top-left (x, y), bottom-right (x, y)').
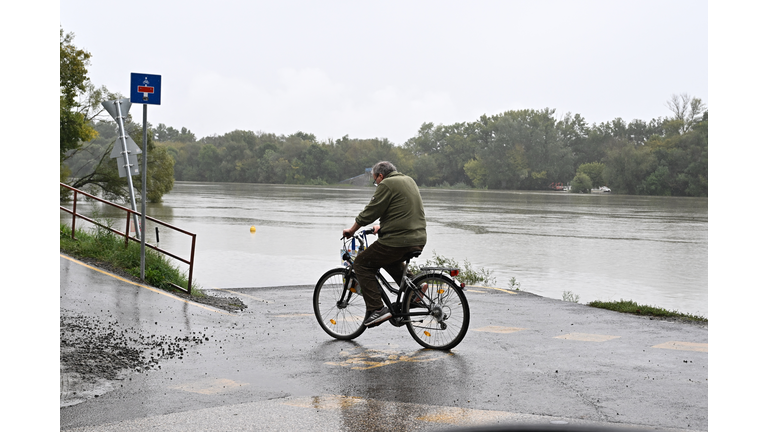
top-left (463, 158), bottom-right (488, 188)
top-left (576, 162), bottom-right (605, 188)
top-left (560, 113), bottom-right (593, 166)
top-left (60, 28), bottom-right (97, 160)
top-left (155, 124), bottom-right (197, 143)
top-left (665, 93), bottom-right (707, 134)
top-left (411, 154), bottom-right (441, 186)
top-left (404, 122), bottom-right (474, 186)
top-left (136, 141), bottom-right (175, 203)
top-left (197, 144), bottom-right (222, 182)
top-left (467, 109), bottom-right (573, 189)
top-left (471, 113), bottom-right (526, 189)
top-left (300, 143), bottom-right (330, 181)
top-left (602, 142), bottom-right (655, 195)
top-left (218, 141), bottom-right (250, 183)
top-left (637, 111), bottom-right (708, 196)
top-left (290, 131), bottom-right (317, 143)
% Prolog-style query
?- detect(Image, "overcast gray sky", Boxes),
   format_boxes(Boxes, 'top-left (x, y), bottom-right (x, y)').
top-left (59, 0), bottom-right (707, 144)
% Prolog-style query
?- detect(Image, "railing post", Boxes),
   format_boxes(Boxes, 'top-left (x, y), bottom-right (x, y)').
top-left (71, 190), bottom-right (77, 240)
top-left (125, 213), bottom-right (131, 247)
top-left (187, 234), bottom-right (197, 293)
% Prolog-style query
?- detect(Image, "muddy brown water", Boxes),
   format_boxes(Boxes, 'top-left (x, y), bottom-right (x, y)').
top-left (61, 182), bottom-right (707, 317)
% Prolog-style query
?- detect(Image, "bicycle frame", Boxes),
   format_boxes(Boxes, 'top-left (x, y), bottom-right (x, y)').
top-left (340, 230), bottom-right (460, 325)
top-left (374, 266), bottom-right (432, 323)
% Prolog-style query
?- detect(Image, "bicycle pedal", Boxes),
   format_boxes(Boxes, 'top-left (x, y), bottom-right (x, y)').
top-left (366, 319), bottom-right (385, 328)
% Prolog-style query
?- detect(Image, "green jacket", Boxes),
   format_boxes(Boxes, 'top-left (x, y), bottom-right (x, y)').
top-left (355, 172), bottom-right (427, 247)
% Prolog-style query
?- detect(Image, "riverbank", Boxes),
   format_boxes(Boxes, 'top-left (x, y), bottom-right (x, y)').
top-left (60, 222), bottom-right (247, 312)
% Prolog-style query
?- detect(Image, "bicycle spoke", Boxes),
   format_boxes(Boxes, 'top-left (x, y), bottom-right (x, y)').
top-left (405, 274), bottom-right (469, 350)
top-left (313, 268), bottom-right (367, 340)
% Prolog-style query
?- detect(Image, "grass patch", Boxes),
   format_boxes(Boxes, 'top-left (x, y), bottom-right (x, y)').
top-left (562, 291), bottom-right (580, 303)
top-left (60, 223), bottom-right (202, 296)
top-left (587, 299), bottom-right (707, 323)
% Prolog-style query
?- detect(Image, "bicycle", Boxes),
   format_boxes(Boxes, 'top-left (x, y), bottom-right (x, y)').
top-left (312, 228), bottom-right (470, 350)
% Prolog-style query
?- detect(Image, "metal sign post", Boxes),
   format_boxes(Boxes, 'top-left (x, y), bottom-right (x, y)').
top-left (131, 73), bottom-right (162, 281)
top-left (101, 98), bottom-right (141, 236)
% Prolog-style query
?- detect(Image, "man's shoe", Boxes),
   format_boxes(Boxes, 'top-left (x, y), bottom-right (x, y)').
top-left (364, 306), bottom-right (392, 326)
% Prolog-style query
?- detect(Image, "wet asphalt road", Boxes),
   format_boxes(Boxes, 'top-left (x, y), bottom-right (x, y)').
top-left (60, 255), bottom-right (708, 431)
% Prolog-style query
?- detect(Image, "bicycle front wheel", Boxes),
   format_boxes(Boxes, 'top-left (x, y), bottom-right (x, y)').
top-left (313, 268), bottom-right (367, 340)
top-left (405, 273), bottom-right (470, 350)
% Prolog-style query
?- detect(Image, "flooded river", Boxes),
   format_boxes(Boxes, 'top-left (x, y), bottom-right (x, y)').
top-left (62, 182), bottom-right (708, 317)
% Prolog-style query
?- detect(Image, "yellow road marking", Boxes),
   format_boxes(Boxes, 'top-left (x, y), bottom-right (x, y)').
top-left (60, 254), bottom-right (232, 316)
top-left (652, 341), bottom-right (708, 352)
top-left (473, 325), bottom-right (526, 334)
top-left (216, 288), bottom-right (271, 304)
top-left (171, 378), bottom-right (248, 395)
top-left (417, 406), bottom-right (519, 424)
top-left (554, 333), bottom-right (620, 342)
top-left (467, 285), bottom-right (518, 294)
top-left (282, 395), bottom-right (365, 409)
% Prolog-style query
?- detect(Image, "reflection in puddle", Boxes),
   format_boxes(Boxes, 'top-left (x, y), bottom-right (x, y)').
top-left (325, 346), bottom-right (452, 370)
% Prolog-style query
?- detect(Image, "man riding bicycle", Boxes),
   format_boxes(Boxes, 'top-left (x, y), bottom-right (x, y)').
top-left (342, 161), bottom-right (427, 327)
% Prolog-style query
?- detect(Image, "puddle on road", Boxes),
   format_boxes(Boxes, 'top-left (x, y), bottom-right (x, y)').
top-left (325, 346), bottom-right (451, 370)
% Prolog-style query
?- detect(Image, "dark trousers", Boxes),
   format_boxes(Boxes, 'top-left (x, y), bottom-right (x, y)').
top-left (352, 242), bottom-right (424, 312)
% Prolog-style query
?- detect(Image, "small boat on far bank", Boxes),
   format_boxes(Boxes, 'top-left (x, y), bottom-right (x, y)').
top-left (591, 186), bottom-right (611, 193)
top-left (555, 184), bottom-right (610, 193)
top-left (549, 182), bottom-right (565, 191)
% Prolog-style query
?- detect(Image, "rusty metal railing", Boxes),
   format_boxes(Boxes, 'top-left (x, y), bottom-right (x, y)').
top-left (59, 183), bottom-right (197, 294)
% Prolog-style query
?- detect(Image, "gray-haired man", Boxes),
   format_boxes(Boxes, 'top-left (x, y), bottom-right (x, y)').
top-left (342, 161), bottom-right (427, 326)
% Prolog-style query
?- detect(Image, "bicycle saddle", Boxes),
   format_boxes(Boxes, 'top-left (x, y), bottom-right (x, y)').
top-left (404, 250), bottom-right (422, 260)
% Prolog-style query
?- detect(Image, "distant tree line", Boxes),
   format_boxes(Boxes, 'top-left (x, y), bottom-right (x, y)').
top-left (161, 130), bottom-right (411, 185)
top-left (155, 97), bottom-right (707, 196)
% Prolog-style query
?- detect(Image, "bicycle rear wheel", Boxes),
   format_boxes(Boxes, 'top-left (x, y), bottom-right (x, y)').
top-left (404, 273), bottom-right (470, 350)
top-left (313, 268), bottom-right (367, 340)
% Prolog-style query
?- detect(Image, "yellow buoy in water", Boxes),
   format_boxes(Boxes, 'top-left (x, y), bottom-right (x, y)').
top-left (250, 226), bottom-right (256, 233)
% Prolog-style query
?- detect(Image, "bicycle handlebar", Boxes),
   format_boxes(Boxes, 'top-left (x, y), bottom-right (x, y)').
top-left (341, 227), bottom-right (377, 241)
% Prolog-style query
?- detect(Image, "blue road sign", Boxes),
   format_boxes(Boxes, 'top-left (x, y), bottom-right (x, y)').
top-left (130, 73), bottom-right (162, 105)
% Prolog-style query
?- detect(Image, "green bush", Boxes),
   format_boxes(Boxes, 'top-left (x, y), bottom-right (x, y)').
top-left (569, 172), bottom-right (592, 193)
top-left (576, 162), bottom-right (605, 187)
top-left (562, 291), bottom-right (580, 303)
top-left (411, 252), bottom-right (497, 286)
